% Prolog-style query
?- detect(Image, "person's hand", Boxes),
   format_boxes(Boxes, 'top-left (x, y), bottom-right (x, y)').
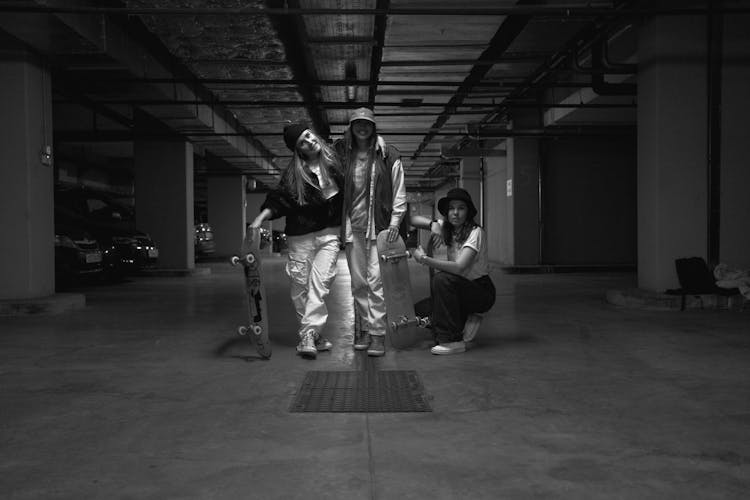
top-left (430, 220), bottom-right (442, 237)
top-left (386, 225), bottom-right (399, 242)
top-left (428, 224), bottom-right (444, 248)
top-left (412, 246), bottom-right (426, 264)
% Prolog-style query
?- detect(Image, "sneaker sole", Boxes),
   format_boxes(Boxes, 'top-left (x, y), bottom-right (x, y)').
top-left (431, 346), bottom-right (466, 355)
top-left (462, 316), bottom-right (482, 342)
top-left (367, 350), bottom-right (385, 357)
top-left (298, 350), bottom-right (317, 359)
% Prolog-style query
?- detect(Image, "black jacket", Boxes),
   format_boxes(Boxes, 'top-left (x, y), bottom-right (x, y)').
top-left (260, 166), bottom-right (344, 237)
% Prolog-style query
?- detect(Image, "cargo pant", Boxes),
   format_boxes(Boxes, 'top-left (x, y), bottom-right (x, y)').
top-left (345, 231), bottom-right (387, 337)
top-left (285, 227), bottom-right (341, 338)
top-left (431, 273), bottom-right (495, 344)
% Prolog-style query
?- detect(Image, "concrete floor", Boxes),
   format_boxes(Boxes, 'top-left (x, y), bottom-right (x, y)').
top-left (1, 255), bottom-right (749, 499)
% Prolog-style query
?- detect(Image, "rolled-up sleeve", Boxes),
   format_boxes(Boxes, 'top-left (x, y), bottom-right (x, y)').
top-left (261, 190), bottom-right (294, 219)
top-left (389, 157), bottom-right (407, 228)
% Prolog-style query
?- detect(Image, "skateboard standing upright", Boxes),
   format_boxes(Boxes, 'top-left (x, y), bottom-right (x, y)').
top-left (376, 229), bottom-right (427, 349)
top-left (230, 227), bottom-right (272, 359)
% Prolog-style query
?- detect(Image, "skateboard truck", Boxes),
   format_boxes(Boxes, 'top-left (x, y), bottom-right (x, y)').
top-left (238, 324), bottom-right (263, 336)
top-left (230, 253), bottom-right (257, 266)
top-left (390, 314), bottom-right (430, 330)
top-left (380, 250), bottom-right (410, 263)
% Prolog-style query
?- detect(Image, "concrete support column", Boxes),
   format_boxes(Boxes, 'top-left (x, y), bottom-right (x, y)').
top-left (506, 112), bottom-right (541, 266)
top-left (482, 149), bottom-right (509, 265)
top-left (459, 157), bottom-right (483, 224)
top-left (637, 13), bottom-right (707, 291)
top-left (134, 140), bottom-right (194, 270)
top-left (720, 14), bottom-right (750, 268)
top-left (0, 51), bottom-right (54, 299)
top-left (208, 176), bottom-right (246, 256)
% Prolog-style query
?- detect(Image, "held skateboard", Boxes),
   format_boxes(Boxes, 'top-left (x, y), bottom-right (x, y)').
top-left (230, 227), bottom-right (272, 359)
top-left (412, 231), bottom-right (445, 329)
top-left (376, 229), bottom-right (428, 349)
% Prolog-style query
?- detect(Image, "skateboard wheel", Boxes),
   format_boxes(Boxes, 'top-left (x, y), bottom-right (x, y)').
top-left (380, 255), bottom-right (387, 262)
top-left (245, 254), bottom-right (256, 265)
top-left (238, 326), bottom-right (248, 336)
top-left (230, 256), bottom-right (240, 266)
top-left (251, 325), bottom-right (262, 336)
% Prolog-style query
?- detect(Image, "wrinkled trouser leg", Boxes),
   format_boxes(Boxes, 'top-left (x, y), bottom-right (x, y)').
top-left (345, 232), bottom-right (386, 336)
top-left (286, 227), bottom-right (341, 337)
top-left (431, 272), bottom-right (495, 344)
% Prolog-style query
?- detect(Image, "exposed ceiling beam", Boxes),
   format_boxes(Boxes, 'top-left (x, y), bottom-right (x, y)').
top-left (56, 98), bottom-right (634, 109)
top-left (68, 77), bottom-right (599, 89)
top-left (411, 13), bottom-right (532, 161)
top-left (3, 4), bottom-right (748, 16)
top-left (265, 0), bottom-right (330, 138)
top-left (368, 0), bottom-right (389, 108)
top-left (55, 126), bottom-right (634, 142)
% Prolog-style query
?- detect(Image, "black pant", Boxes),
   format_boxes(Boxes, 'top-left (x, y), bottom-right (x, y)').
top-left (430, 272), bottom-right (495, 343)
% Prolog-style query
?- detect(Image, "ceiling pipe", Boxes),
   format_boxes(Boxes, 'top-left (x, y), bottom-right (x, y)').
top-left (590, 41), bottom-right (636, 96)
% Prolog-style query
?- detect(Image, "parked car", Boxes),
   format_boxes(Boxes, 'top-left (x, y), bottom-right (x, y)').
top-left (272, 230), bottom-right (287, 253)
top-left (194, 223), bottom-right (216, 255)
top-left (54, 226), bottom-right (104, 288)
top-left (55, 186), bottom-right (159, 277)
top-left (259, 227), bottom-right (271, 250)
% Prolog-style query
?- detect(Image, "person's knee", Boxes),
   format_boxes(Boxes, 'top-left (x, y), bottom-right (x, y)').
top-left (432, 272), bottom-right (456, 291)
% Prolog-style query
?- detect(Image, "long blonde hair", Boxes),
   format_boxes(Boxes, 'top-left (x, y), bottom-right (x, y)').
top-left (282, 135), bottom-right (341, 205)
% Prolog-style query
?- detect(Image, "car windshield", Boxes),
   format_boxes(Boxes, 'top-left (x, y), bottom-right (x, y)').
top-left (87, 197), bottom-right (132, 221)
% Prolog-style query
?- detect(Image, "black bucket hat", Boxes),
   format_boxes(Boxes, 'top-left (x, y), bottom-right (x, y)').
top-left (437, 188), bottom-right (477, 219)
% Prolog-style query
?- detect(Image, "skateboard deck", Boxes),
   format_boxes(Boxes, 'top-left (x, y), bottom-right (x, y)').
top-left (230, 227), bottom-right (271, 359)
top-left (412, 231), bottom-right (444, 328)
top-left (376, 229), bottom-right (426, 349)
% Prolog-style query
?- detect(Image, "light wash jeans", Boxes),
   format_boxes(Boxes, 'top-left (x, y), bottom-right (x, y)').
top-left (285, 227), bottom-right (341, 338)
top-left (345, 231), bottom-right (387, 337)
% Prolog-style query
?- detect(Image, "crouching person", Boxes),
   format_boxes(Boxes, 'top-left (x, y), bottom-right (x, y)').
top-left (410, 188), bottom-right (495, 355)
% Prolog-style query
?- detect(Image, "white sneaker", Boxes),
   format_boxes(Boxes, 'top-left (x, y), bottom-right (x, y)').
top-left (315, 336), bottom-right (333, 352)
top-left (462, 314), bottom-right (483, 342)
top-left (431, 342), bottom-right (466, 355)
top-left (296, 330), bottom-right (317, 359)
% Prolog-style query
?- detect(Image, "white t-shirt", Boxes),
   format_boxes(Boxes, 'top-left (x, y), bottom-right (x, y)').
top-left (441, 221), bottom-right (489, 280)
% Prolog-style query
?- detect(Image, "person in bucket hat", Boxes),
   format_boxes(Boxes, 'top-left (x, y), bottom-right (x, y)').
top-left (411, 188), bottom-right (496, 355)
top-left (249, 121), bottom-right (345, 360)
top-left (333, 107), bottom-right (407, 357)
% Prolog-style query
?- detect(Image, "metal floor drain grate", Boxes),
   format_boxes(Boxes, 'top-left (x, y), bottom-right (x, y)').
top-left (290, 370), bottom-right (432, 412)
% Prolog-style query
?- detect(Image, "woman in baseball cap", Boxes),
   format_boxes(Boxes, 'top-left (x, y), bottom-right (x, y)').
top-left (249, 121), bottom-right (344, 359)
top-left (333, 107), bottom-right (408, 357)
top-left (411, 188), bottom-right (496, 355)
